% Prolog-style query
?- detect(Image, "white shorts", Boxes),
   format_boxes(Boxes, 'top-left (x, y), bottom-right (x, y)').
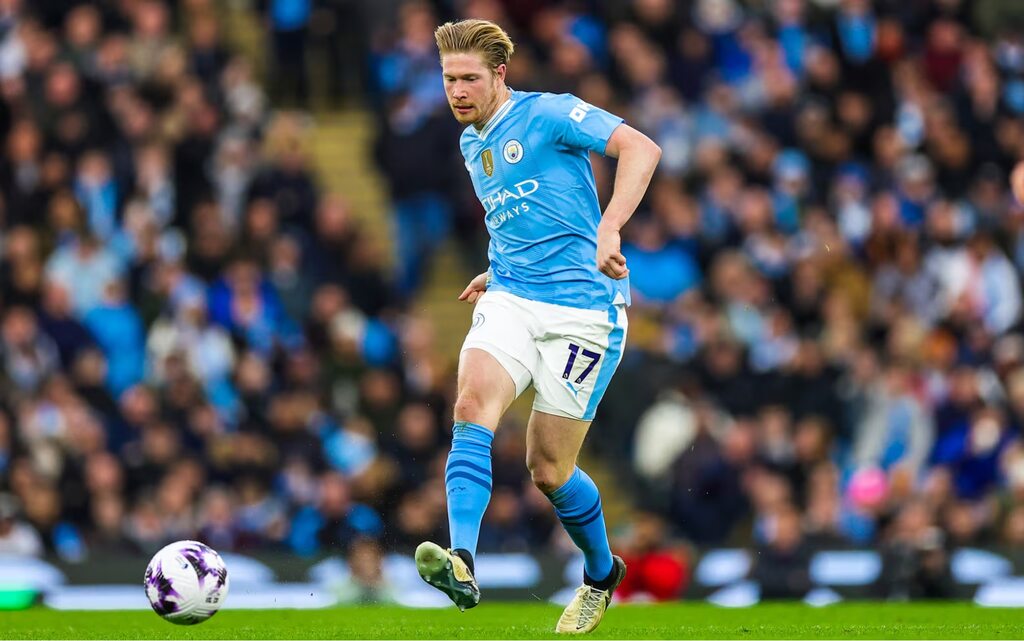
top-left (461, 291), bottom-right (628, 421)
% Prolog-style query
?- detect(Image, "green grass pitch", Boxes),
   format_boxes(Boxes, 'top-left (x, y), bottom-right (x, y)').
top-left (4, 603), bottom-right (1024, 639)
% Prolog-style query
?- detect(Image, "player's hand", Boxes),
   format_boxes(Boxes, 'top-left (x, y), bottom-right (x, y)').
top-left (458, 271), bottom-right (489, 303)
top-left (597, 223), bottom-right (629, 280)
top-left (1012, 161), bottom-right (1024, 205)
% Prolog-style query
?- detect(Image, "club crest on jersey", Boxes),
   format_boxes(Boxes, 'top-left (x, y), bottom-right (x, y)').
top-left (502, 139), bottom-right (523, 164)
top-left (481, 149), bottom-right (494, 177)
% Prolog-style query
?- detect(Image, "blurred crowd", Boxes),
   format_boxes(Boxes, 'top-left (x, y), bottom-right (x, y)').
top-left (591, 0), bottom-right (1024, 600)
top-left (3, 0), bottom-right (1024, 603)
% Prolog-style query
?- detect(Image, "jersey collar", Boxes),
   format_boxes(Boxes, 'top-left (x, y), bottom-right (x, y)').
top-left (473, 90), bottom-right (514, 141)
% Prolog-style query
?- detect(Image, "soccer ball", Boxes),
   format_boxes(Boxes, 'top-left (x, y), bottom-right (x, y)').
top-left (144, 540), bottom-right (229, 625)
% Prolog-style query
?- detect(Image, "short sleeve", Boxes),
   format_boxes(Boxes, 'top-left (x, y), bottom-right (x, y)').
top-left (535, 93), bottom-right (623, 155)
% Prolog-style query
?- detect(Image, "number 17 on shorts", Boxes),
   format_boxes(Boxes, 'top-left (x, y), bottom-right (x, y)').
top-left (562, 343), bottom-right (601, 390)
top-left (533, 304), bottom-right (627, 422)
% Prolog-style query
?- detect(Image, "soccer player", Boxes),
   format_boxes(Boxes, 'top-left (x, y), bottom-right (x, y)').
top-left (414, 19), bottom-right (661, 633)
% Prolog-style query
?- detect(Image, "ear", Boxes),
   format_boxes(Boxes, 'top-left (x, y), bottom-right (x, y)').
top-left (494, 63), bottom-right (507, 83)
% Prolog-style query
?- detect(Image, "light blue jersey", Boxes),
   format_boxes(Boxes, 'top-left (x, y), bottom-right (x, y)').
top-left (460, 90), bottom-right (630, 310)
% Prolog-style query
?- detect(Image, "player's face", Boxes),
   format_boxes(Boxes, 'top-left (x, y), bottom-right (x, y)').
top-left (441, 52), bottom-right (505, 127)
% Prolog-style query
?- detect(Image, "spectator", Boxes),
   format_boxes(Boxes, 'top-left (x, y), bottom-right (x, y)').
top-left (1, 306), bottom-right (59, 395)
top-left (478, 487), bottom-right (530, 553)
top-left (73, 150), bottom-right (118, 241)
top-left (372, 2), bottom-right (447, 112)
top-left (288, 472), bottom-right (383, 556)
top-left (211, 134), bottom-right (256, 232)
top-left (670, 413), bottom-right (753, 543)
top-left (249, 128), bottom-right (318, 235)
top-left (875, 501), bottom-right (954, 600)
top-left (853, 362), bottom-right (935, 480)
top-left (1, 227), bottom-right (46, 308)
top-left (931, 406), bottom-right (1016, 500)
top-left (1, 120), bottom-right (47, 226)
top-left (234, 476), bottom-right (289, 547)
top-left (22, 484), bottom-right (84, 560)
top-left (622, 216), bottom-right (701, 305)
top-left (616, 512), bottom-right (689, 602)
top-left (44, 229), bottom-right (124, 318)
top-left (133, 144), bottom-right (175, 230)
top-left (335, 537), bottom-right (398, 604)
top-left (127, 0), bottom-right (174, 79)
top-left (37, 280), bottom-right (95, 368)
top-left (374, 94), bottom-right (459, 298)
top-left (803, 465), bottom-right (850, 548)
top-left (146, 287), bottom-right (236, 409)
top-left (264, 0), bottom-right (312, 107)
top-left (0, 493), bottom-right (42, 556)
top-left (63, 4), bottom-right (101, 75)
top-left (86, 492), bottom-right (137, 556)
top-left (83, 280), bottom-right (145, 396)
top-left (187, 12), bottom-right (229, 91)
top-left (750, 504), bottom-right (812, 599)
top-left (387, 402), bottom-right (441, 492)
top-left (632, 387), bottom-right (699, 493)
top-left (389, 486), bottom-right (446, 553)
top-left (207, 256), bottom-right (303, 357)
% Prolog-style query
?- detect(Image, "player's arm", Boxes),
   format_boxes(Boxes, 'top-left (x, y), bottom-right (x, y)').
top-left (597, 124), bottom-right (662, 280)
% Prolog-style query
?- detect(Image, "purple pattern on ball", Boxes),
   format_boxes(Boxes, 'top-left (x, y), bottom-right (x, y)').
top-left (214, 564), bottom-right (228, 590)
top-left (144, 560), bottom-right (181, 615)
top-left (180, 543), bottom-right (226, 590)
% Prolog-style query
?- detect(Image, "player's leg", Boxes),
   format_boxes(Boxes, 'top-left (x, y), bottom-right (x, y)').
top-left (527, 412), bottom-right (626, 635)
top-left (416, 348), bottom-right (516, 610)
top-left (526, 412), bottom-right (618, 586)
top-left (417, 292), bottom-right (535, 610)
top-left (446, 347), bottom-right (517, 561)
top-left (529, 302), bottom-right (628, 633)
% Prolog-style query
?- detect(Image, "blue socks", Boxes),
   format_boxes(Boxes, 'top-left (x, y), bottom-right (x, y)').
top-left (445, 421), bottom-right (494, 558)
top-left (445, 423), bottom-right (612, 582)
top-left (547, 467), bottom-right (613, 581)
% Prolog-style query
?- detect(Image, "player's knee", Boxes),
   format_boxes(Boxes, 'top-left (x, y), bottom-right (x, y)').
top-left (528, 460), bottom-right (569, 495)
top-left (453, 390), bottom-right (495, 424)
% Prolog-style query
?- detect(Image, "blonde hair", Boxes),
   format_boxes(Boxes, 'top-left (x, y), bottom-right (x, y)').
top-left (434, 19), bottom-right (514, 71)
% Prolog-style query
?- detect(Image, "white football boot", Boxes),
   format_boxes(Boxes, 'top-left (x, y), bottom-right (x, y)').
top-left (555, 555), bottom-right (627, 634)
